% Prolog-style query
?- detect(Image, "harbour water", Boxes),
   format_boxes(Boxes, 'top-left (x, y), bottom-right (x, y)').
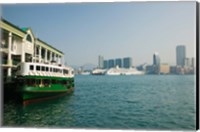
top-left (3, 75), bottom-right (196, 130)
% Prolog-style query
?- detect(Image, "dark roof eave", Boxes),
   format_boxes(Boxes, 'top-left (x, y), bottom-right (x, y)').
top-left (37, 38), bottom-right (64, 55)
top-left (1, 18), bottom-right (27, 34)
top-left (1, 17), bottom-right (64, 55)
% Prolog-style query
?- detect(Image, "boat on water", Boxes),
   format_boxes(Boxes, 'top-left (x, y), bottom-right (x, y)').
top-left (0, 18), bottom-right (75, 105)
top-left (91, 69), bottom-right (106, 75)
top-left (106, 67), bottom-right (144, 75)
top-left (15, 62), bottom-right (74, 105)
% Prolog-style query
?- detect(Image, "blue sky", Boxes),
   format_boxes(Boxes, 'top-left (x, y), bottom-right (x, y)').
top-left (1, 2), bottom-right (196, 66)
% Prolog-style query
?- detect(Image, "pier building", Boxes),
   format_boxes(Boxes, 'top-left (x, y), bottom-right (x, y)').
top-left (0, 18), bottom-right (65, 82)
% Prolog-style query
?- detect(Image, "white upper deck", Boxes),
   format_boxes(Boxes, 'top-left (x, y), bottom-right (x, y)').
top-left (16, 62), bottom-right (74, 78)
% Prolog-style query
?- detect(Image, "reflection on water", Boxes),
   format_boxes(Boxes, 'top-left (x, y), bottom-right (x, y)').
top-left (3, 75), bottom-right (196, 130)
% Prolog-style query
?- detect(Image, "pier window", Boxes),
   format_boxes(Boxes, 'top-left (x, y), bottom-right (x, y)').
top-left (26, 34), bottom-right (32, 43)
top-left (36, 66), bottom-right (40, 71)
top-left (30, 65), bottom-right (34, 71)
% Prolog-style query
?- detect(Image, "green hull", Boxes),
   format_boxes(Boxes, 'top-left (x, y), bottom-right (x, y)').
top-left (16, 76), bottom-right (75, 104)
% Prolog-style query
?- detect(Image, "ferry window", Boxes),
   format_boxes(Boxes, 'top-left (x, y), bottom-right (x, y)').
top-left (62, 80), bottom-right (67, 85)
top-left (46, 67), bottom-right (49, 71)
top-left (42, 66), bottom-right (45, 71)
top-left (50, 68), bottom-right (52, 72)
top-left (35, 79), bottom-right (40, 86)
top-left (30, 65), bottom-right (34, 70)
top-left (52, 79), bottom-right (57, 84)
top-left (64, 70), bottom-right (68, 74)
top-left (26, 79), bottom-right (34, 86)
top-left (43, 79), bottom-right (50, 87)
top-left (53, 68), bottom-right (56, 72)
top-left (36, 66), bottom-right (40, 71)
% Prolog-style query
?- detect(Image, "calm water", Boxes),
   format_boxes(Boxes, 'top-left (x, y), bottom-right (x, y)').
top-left (3, 75), bottom-right (196, 130)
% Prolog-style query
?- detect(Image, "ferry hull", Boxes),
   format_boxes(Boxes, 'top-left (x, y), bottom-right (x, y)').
top-left (15, 76), bottom-right (75, 105)
top-left (21, 87), bottom-right (74, 105)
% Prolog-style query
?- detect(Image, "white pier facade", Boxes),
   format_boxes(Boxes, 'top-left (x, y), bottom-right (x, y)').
top-left (0, 19), bottom-right (65, 82)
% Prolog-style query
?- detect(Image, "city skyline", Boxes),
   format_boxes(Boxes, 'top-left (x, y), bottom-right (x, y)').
top-left (1, 2), bottom-right (196, 66)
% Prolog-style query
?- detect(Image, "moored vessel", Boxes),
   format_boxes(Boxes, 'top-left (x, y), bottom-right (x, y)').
top-left (15, 62), bottom-right (74, 105)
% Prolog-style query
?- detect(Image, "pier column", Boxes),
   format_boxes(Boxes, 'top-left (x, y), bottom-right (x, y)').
top-left (39, 46), bottom-right (41, 62)
top-left (7, 32), bottom-right (12, 77)
top-left (21, 40), bottom-right (25, 63)
top-left (58, 55), bottom-right (60, 64)
top-left (62, 56), bottom-right (65, 65)
top-left (34, 43), bottom-right (37, 62)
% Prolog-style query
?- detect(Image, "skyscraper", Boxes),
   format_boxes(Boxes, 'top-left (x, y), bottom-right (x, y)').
top-left (153, 52), bottom-right (160, 74)
top-left (98, 55), bottom-right (104, 69)
top-left (153, 52), bottom-right (160, 66)
top-left (103, 60), bottom-right (108, 69)
top-left (108, 59), bottom-right (115, 68)
top-left (123, 57), bottom-right (132, 68)
top-left (115, 58), bottom-right (122, 68)
top-left (176, 45), bottom-right (186, 66)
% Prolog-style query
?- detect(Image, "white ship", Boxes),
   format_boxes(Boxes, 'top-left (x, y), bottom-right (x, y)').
top-left (106, 66), bottom-right (144, 75)
top-left (91, 69), bottom-right (106, 75)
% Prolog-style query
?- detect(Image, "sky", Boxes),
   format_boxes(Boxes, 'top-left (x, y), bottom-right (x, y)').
top-left (1, 1), bottom-right (196, 67)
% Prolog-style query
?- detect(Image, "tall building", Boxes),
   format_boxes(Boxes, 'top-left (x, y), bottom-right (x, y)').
top-left (108, 59), bottom-right (115, 68)
top-left (98, 55), bottom-right (104, 69)
top-left (123, 57), bottom-right (132, 68)
top-left (153, 52), bottom-right (160, 66)
top-left (152, 52), bottom-right (160, 74)
top-left (115, 58), bottom-right (122, 68)
top-left (103, 60), bottom-right (108, 69)
top-left (176, 45), bottom-right (186, 66)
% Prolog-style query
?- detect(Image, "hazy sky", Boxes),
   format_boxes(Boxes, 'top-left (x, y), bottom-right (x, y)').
top-left (1, 2), bottom-right (196, 66)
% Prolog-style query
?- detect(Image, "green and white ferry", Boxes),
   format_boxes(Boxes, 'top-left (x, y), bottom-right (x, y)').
top-left (15, 62), bottom-right (74, 105)
top-left (0, 18), bottom-right (75, 105)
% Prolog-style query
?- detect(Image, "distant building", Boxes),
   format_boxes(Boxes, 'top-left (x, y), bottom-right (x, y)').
top-left (98, 55), bottom-right (104, 69)
top-left (152, 52), bottom-right (160, 74)
top-left (191, 57), bottom-right (195, 68)
top-left (146, 65), bottom-right (157, 74)
top-left (108, 59), bottom-right (115, 68)
top-left (123, 57), bottom-right (132, 68)
top-left (184, 58), bottom-right (193, 67)
top-left (176, 45), bottom-right (186, 66)
top-left (153, 52), bottom-right (160, 66)
top-left (115, 58), bottom-right (122, 68)
top-left (176, 66), bottom-right (185, 74)
top-left (170, 66), bottom-right (177, 74)
top-left (103, 60), bottom-right (108, 69)
top-left (160, 63), bottom-right (170, 74)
